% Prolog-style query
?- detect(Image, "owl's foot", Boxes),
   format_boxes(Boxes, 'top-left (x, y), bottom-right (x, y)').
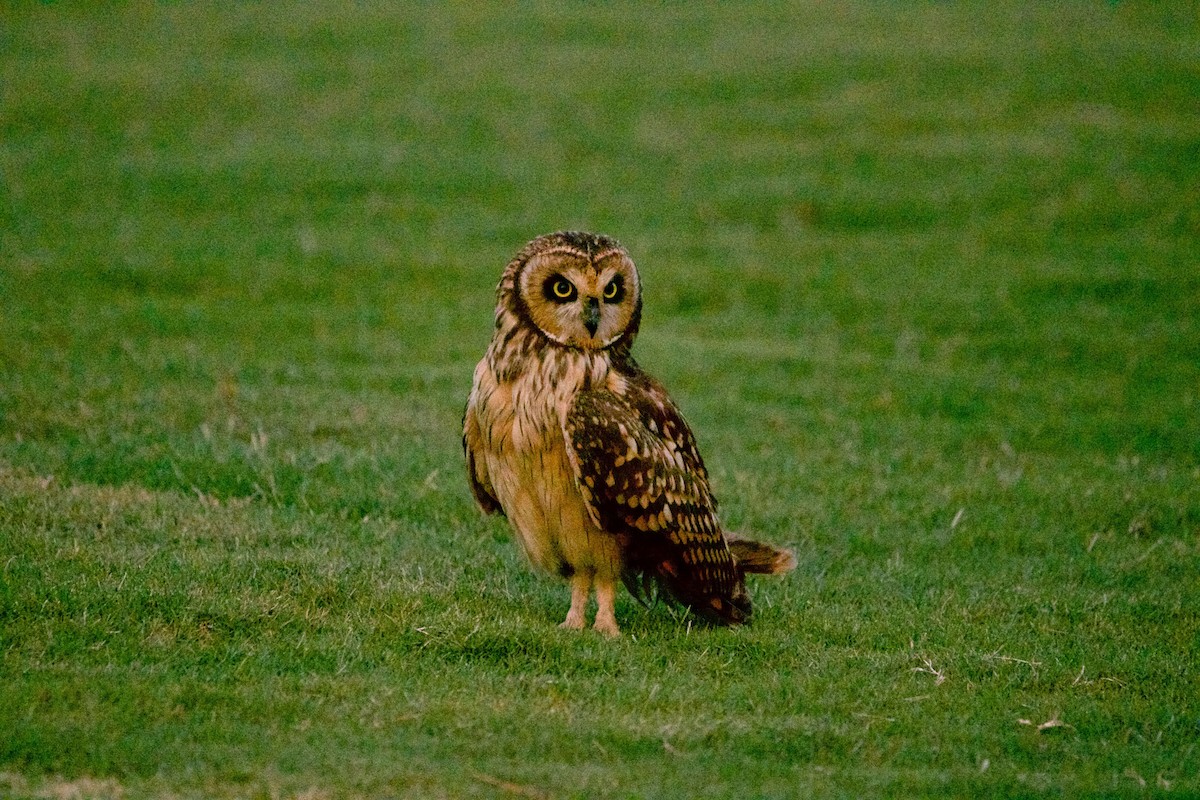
top-left (560, 573), bottom-right (590, 631)
top-left (592, 617), bottom-right (621, 638)
top-left (593, 577), bottom-right (620, 638)
top-left (559, 614), bottom-right (586, 631)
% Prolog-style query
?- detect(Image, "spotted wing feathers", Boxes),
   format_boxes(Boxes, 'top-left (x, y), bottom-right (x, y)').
top-left (564, 385), bottom-right (750, 624)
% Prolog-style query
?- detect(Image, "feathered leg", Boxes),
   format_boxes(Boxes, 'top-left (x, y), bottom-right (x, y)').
top-left (593, 577), bottom-right (620, 638)
top-left (560, 572), bottom-right (590, 630)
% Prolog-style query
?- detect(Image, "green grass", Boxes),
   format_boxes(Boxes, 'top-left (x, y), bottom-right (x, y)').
top-left (2, 2), bottom-right (1198, 797)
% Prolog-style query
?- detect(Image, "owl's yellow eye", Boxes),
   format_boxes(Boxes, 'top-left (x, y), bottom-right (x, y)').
top-left (602, 277), bottom-right (624, 302)
top-left (544, 276), bottom-right (577, 302)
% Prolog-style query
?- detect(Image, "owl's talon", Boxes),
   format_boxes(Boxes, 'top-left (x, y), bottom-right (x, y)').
top-left (593, 618), bottom-right (621, 638)
top-left (559, 615), bottom-right (585, 631)
top-left (593, 578), bottom-right (620, 638)
top-left (560, 573), bottom-right (591, 631)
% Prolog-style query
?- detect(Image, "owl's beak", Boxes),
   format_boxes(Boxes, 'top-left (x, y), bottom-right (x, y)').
top-left (583, 297), bottom-right (601, 337)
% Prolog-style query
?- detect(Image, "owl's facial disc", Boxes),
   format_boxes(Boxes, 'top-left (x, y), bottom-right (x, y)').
top-left (519, 250), bottom-right (640, 349)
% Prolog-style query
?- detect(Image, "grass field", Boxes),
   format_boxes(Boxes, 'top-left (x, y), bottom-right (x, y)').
top-left (2, 2), bottom-right (1199, 797)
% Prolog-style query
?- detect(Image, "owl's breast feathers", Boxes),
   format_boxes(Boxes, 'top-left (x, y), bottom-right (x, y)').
top-left (563, 368), bottom-right (752, 624)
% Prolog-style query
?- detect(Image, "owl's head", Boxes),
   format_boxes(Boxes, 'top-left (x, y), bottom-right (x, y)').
top-left (500, 231), bottom-right (642, 351)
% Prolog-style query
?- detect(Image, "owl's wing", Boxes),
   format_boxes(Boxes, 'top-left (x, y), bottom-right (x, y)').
top-left (563, 377), bottom-right (748, 624)
top-left (462, 402), bottom-right (503, 516)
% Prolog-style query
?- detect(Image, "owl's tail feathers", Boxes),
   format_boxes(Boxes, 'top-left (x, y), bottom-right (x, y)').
top-left (725, 533), bottom-right (797, 575)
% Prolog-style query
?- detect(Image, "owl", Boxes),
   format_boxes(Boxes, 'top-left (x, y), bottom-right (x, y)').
top-left (463, 231), bottom-right (795, 636)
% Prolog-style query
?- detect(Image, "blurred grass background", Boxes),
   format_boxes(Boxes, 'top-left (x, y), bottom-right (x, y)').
top-left (2, 2), bottom-right (1198, 798)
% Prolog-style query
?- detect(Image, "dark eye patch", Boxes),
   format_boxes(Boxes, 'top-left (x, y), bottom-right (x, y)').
top-left (602, 276), bottom-right (625, 303)
top-left (544, 275), bottom-right (578, 302)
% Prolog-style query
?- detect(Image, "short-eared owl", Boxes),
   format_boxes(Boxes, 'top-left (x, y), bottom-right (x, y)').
top-left (463, 231), bottom-right (794, 636)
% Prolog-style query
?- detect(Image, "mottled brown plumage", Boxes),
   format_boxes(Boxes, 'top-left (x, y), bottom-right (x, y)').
top-left (463, 231), bottom-right (794, 635)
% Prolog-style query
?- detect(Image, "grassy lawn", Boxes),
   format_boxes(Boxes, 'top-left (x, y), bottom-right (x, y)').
top-left (2, 2), bottom-right (1198, 797)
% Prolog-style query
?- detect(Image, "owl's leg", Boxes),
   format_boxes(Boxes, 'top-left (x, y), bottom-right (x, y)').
top-left (592, 577), bottom-right (620, 638)
top-left (559, 572), bottom-right (590, 630)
